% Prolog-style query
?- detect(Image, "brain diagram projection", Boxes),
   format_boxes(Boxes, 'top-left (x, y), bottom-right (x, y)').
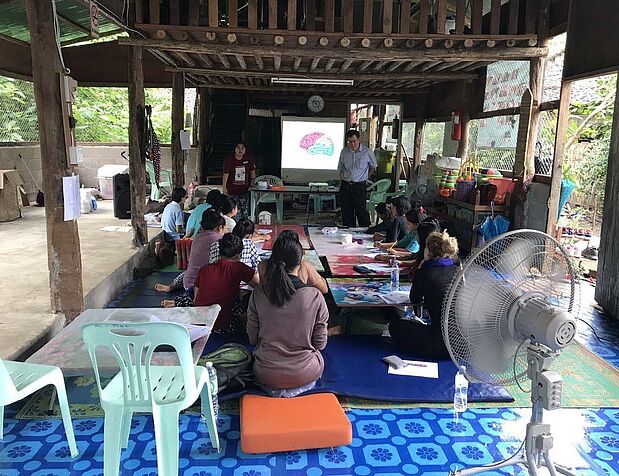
top-left (300, 132), bottom-right (335, 156)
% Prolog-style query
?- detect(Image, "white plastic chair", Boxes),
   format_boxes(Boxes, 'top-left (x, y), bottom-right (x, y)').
top-left (82, 322), bottom-right (219, 476)
top-left (0, 358), bottom-right (78, 457)
top-left (255, 174), bottom-right (284, 221)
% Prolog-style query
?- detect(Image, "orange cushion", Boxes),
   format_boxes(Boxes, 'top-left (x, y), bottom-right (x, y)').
top-left (240, 393), bottom-right (352, 454)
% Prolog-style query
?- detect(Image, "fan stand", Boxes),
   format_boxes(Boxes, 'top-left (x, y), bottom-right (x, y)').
top-left (452, 345), bottom-right (577, 476)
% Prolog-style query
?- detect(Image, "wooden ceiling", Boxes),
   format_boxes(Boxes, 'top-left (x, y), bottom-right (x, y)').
top-left (118, 0), bottom-right (548, 99)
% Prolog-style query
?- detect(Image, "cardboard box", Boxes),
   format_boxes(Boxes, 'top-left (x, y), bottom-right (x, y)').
top-left (0, 170), bottom-right (25, 222)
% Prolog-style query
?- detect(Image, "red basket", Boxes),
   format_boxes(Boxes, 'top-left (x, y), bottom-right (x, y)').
top-left (487, 178), bottom-right (517, 204)
top-left (455, 180), bottom-right (476, 201)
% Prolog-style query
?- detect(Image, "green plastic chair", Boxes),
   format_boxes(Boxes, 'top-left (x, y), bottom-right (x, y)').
top-left (82, 322), bottom-right (219, 476)
top-left (255, 174), bottom-right (284, 221)
top-left (146, 161), bottom-right (173, 201)
top-left (366, 178), bottom-right (392, 222)
top-left (0, 358), bottom-right (78, 457)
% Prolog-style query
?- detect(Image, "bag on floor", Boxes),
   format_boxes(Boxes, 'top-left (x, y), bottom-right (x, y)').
top-left (202, 343), bottom-right (254, 394)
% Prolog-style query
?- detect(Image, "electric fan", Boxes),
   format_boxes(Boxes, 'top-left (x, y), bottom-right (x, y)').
top-left (408, 164), bottom-right (439, 207)
top-left (443, 229), bottom-right (580, 476)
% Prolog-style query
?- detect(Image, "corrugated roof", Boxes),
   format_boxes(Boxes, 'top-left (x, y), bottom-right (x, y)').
top-left (0, 0), bottom-right (122, 45)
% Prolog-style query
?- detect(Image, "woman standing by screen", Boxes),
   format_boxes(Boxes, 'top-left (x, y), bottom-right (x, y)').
top-left (222, 141), bottom-right (256, 220)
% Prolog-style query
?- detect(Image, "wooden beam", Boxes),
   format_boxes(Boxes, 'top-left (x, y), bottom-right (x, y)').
top-left (150, 0), bottom-right (160, 24)
top-left (325, 0), bottom-right (335, 33)
top-left (357, 60), bottom-right (373, 72)
top-left (509, 0), bottom-right (520, 35)
top-left (56, 12), bottom-right (91, 35)
top-left (526, 0), bottom-right (538, 34)
top-left (456, 0), bottom-right (466, 34)
top-left (306, 0), bottom-right (316, 30)
top-left (135, 0), bottom-right (143, 24)
top-left (171, 72), bottom-right (185, 187)
top-left (471, 0), bottom-right (482, 34)
top-left (217, 53), bottom-right (230, 68)
top-left (25, 0), bottom-right (84, 319)
top-left (127, 44), bottom-right (149, 247)
top-left (310, 57), bottom-right (320, 71)
top-left (387, 60), bottom-right (405, 72)
top-left (209, 0), bottom-right (218, 27)
top-left (189, 0), bottom-right (199, 26)
top-left (287, 0), bottom-right (296, 30)
top-left (324, 58), bottom-right (336, 71)
top-left (120, 38), bottom-right (547, 62)
top-left (175, 51), bottom-right (196, 66)
top-left (248, 0), bottom-right (257, 29)
top-left (268, 0), bottom-right (277, 28)
top-left (491, 0), bottom-right (501, 35)
top-left (235, 54), bottom-right (247, 69)
top-left (274, 54), bottom-right (282, 70)
top-left (400, 0), bottom-right (411, 34)
top-left (339, 58), bottom-right (354, 72)
top-left (383, 0), bottom-right (393, 34)
top-left (197, 53), bottom-right (214, 67)
top-left (595, 74), bottom-right (619, 317)
top-left (343, 0), bottom-right (353, 33)
top-left (167, 65), bottom-right (476, 80)
top-left (413, 118), bottom-right (425, 168)
top-left (419, 0), bottom-right (429, 34)
top-left (255, 55), bottom-right (264, 69)
top-left (228, 0), bottom-right (238, 28)
top-left (436, 0), bottom-right (447, 34)
top-left (293, 57), bottom-right (302, 71)
top-left (363, 0), bottom-right (373, 33)
top-left (196, 87), bottom-right (208, 183)
top-left (546, 81), bottom-right (572, 235)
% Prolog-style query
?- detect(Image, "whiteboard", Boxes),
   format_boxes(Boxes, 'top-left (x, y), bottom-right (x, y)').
top-left (281, 116), bottom-right (346, 183)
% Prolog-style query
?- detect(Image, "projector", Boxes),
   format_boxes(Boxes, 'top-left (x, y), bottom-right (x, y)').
top-left (309, 182), bottom-right (329, 192)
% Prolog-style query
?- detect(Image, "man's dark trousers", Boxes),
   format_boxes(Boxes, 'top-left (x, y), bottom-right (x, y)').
top-left (340, 180), bottom-right (370, 227)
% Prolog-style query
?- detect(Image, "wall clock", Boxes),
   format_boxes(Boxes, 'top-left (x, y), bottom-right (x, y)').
top-left (307, 95), bottom-right (325, 113)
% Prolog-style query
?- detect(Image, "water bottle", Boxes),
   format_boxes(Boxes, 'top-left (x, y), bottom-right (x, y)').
top-left (205, 362), bottom-right (219, 423)
top-left (454, 366), bottom-right (469, 413)
top-left (390, 258), bottom-right (400, 291)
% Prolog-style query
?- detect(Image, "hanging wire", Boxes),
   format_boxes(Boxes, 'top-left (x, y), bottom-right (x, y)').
top-left (51, 0), bottom-right (71, 74)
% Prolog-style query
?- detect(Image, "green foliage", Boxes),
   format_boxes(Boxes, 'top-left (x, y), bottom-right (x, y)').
top-left (0, 77), bottom-right (39, 142)
top-left (0, 74), bottom-right (172, 143)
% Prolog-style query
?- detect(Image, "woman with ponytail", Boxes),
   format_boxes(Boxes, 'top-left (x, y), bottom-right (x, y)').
top-left (389, 230), bottom-right (460, 359)
top-left (247, 236), bottom-right (329, 397)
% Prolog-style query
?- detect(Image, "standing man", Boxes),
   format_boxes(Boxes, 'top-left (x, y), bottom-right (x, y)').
top-left (337, 129), bottom-right (377, 227)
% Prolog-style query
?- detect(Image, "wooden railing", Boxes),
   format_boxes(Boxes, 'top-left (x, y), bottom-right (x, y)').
top-left (135, 0), bottom-right (539, 38)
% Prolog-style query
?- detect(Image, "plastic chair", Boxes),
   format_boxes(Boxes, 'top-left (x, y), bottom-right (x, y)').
top-left (386, 179), bottom-right (409, 201)
top-left (82, 322), bottom-right (219, 476)
top-left (307, 193), bottom-right (337, 218)
top-left (0, 358), bottom-right (78, 457)
top-left (146, 161), bottom-right (173, 201)
top-left (255, 175), bottom-right (284, 221)
top-left (367, 178), bottom-right (392, 222)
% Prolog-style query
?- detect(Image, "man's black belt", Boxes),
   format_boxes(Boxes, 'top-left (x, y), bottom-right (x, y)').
top-left (343, 180), bottom-right (366, 185)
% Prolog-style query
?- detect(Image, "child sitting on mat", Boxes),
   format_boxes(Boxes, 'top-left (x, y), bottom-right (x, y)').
top-left (257, 230), bottom-right (328, 294)
top-left (219, 195), bottom-right (238, 233)
top-left (389, 230), bottom-right (459, 360)
top-left (247, 235), bottom-right (329, 397)
top-left (209, 218), bottom-right (260, 270)
top-left (163, 234), bottom-right (259, 334)
top-left (366, 202), bottom-right (393, 240)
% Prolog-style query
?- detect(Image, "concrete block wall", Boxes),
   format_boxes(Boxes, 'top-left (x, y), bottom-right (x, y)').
top-left (0, 144), bottom-right (198, 202)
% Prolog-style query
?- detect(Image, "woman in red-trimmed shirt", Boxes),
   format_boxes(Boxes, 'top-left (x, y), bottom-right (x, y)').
top-left (222, 141), bottom-right (256, 220)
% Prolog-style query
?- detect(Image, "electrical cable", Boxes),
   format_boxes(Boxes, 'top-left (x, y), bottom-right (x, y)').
top-left (51, 0), bottom-right (70, 74)
top-left (452, 437), bottom-right (526, 474)
top-left (513, 338), bottom-right (532, 394)
top-left (577, 317), bottom-right (617, 346)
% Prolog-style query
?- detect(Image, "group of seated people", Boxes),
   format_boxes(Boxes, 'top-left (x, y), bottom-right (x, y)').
top-left (156, 187), bottom-right (460, 396)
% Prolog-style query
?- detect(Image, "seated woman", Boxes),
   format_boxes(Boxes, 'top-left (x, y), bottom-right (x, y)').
top-left (247, 236), bottom-right (329, 397)
top-left (366, 202), bottom-right (393, 240)
top-left (375, 196), bottom-right (411, 248)
top-left (185, 189), bottom-right (222, 238)
top-left (388, 231), bottom-right (459, 360)
top-left (154, 207), bottom-right (225, 294)
top-left (219, 195), bottom-right (238, 233)
top-left (166, 233), bottom-right (260, 334)
top-left (209, 218), bottom-right (260, 270)
top-left (257, 230), bottom-right (328, 294)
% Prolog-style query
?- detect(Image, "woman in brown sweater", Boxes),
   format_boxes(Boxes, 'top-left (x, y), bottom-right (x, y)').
top-left (247, 235), bottom-right (329, 397)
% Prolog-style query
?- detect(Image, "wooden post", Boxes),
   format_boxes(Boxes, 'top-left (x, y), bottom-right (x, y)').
top-left (25, 0), bottom-right (83, 320)
top-left (413, 118), bottom-right (425, 169)
top-left (595, 74), bottom-right (619, 318)
top-left (545, 81), bottom-right (572, 235)
top-left (456, 114), bottom-right (470, 159)
top-left (196, 87), bottom-right (209, 184)
top-left (512, 89), bottom-right (533, 229)
top-left (171, 72), bottom-right (185, 187)
top-left (128, 45), bottom-right (148, 247)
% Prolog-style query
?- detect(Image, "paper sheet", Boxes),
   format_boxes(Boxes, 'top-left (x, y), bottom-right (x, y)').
top-left (101, 225), bottom-right (132, 233)
top-left (361, 263), bottom-right (391, 272)
top-left (149, 315), bottom-right (211, 342)
top-left (379, 291), bottom-right (410, 305)
top-left (388, 360), bottom-right (438, 378)
top-left (63, 175), bottom-right (81, 221)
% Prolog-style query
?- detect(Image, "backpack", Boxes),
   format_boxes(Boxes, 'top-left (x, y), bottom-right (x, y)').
top-left (202, 343), bottom-right (254, 394)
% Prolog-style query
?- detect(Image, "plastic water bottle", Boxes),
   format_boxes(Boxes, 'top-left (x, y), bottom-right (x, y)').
top-left (454, 367), bottom-right (469, 413)
top-left (205, 362), bottom-right (219, 423)
top-left (390, 258), bottom-right (400, 291)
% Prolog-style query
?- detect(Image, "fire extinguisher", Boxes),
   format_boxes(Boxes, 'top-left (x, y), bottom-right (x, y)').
top-left (451, 110), bottom-right (462, 141)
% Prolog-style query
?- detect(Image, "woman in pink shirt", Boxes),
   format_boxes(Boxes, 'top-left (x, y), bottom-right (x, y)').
top-left (247, 235), bottom-right (329, 397)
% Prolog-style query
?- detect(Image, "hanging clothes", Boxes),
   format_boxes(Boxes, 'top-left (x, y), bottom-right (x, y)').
top-left (145, 105), bottom-right (162, 186)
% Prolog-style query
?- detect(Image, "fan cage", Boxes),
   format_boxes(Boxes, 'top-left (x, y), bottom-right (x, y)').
top-left (442, 229), bottom-right (580, 387)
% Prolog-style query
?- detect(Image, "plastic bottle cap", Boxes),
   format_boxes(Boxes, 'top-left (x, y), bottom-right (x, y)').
top-left (205, 362), bottom-right (213, 368)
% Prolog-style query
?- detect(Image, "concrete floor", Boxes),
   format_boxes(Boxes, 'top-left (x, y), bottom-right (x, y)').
top-left (0, 201), bottom-right (160, 360)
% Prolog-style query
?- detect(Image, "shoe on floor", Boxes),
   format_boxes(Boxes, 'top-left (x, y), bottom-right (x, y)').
top-left (582, 246), bottom-right (598, 260)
